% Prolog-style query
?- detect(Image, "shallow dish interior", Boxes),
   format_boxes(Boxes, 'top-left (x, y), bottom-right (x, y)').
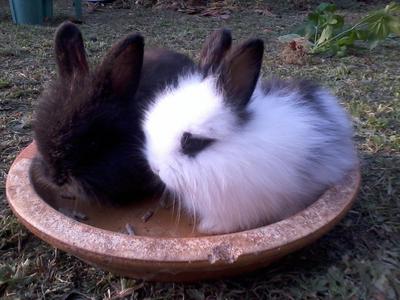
top-left (55, 194), bottom-right (204, 238)
top-left (6, 142), bottom-right (361, 281)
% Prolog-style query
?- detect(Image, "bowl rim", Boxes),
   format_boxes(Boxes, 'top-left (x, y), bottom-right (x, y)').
top-left (6, 142), bottom-right (361, 265)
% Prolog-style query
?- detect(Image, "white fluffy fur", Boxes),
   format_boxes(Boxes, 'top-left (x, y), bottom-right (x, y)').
top-left (143, 74), bottom-right (357, 234)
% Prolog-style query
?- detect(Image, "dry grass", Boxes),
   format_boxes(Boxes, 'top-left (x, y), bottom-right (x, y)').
top-left (0, 0), bottom-right (399, 299)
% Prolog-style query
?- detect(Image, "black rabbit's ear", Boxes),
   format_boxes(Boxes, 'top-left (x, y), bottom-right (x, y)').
top-left (218, 39), bottom-right (264, 111)
top-left (54, 21), bottom-right (89, 79)
top-left (199, 29), bottom-right (232, 77)
top-left (97, 34), bottom-right (144, 100)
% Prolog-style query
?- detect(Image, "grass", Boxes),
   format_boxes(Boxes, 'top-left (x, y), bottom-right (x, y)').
top-left (0, 0), bottom-right (399, 299)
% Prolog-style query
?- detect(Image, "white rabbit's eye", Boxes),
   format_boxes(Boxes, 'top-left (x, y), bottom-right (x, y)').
top-left (181, 132), bottom-right (215, 157)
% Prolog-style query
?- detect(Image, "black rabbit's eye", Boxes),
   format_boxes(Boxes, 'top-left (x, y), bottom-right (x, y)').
top-left (180, 132), bottom-right (215, 157)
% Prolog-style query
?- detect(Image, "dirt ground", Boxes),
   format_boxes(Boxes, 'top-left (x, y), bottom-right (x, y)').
top-left (0, 0), bottom-right (399, 299)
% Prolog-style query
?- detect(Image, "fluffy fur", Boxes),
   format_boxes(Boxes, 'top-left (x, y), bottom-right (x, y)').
top-left (142, 29), bottom-right (357, 234)
top-left (30, 21), bottom-right (194, 206)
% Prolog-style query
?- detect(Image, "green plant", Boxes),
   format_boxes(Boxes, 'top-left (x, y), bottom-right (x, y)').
top-left (280, 2), bottom-right (400, 56)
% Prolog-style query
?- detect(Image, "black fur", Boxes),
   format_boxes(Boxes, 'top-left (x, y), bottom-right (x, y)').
top-left (30, 22), bottom-right (194, 205)
top-left (54, 21), bottom-right (88, 79)
top-left (217, 39), bottom-right (264, 112)
top-left (198, 29), bottom-right (232, 77)
top-left (198, 30), bottom-right (264, 122)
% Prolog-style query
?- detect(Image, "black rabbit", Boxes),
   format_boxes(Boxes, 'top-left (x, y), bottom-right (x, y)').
top-left (30, 21), bottom-right (194, 207)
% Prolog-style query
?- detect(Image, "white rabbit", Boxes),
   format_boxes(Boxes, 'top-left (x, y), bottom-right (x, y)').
top-left (142, 29), bottom-right (357, 234)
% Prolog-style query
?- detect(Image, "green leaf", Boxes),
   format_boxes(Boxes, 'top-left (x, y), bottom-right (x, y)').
top-left (337, 32), bottom-right (357, 46)
top-left (327, 14), bottom-right (344, 29)
top-left (308, 12), bottom-right (322, 26)
top-left (316, 3), bottom-right (336, 13)
top-left (354, 29), bottom-right (370, 40)
top-left (367, 14), bottom-right (391, 39)
top-left (388, 18), bottom-right (400, 34)
top-left (365, 3), bottom-right (400, 39)
top-left (294, 1), bottom-right (400, 57)
top-left (308, 12), bottom-right (329, 28)
top-left (316, 25), bottom-right (334, 46)
top-left (303, 23), bottom-right (318, 39)
top-left (329, 18), bottom-right (338, 25)
top-left (384, 2), bottom-right (400, 14)
top-left (331, 15), bottom-right (345, 29)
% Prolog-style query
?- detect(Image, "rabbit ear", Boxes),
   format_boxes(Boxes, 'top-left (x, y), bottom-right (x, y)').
top-left (54, 21), bottom-right (89, 79)
top-left (199, 29), bottom-right (232, 77)
top-left (217, 39), bottom-right (264, 111)
top-left (96, 34), bottom-right (144, 100)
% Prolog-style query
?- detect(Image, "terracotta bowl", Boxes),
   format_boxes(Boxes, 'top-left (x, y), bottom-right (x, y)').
top-left (6, 142), bottom-right (360, 282)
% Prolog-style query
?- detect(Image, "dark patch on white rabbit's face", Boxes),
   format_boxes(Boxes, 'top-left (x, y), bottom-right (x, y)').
top-left (180, 132), bottom-right (216, 157)
top-left (143, 75), bottom-right (238, 188)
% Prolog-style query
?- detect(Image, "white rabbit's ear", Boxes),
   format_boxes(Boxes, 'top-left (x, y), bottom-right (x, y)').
top-left (54, 21), bottom-right (89, 79)
top-left (96, 34), bottom-right (144, 100)
top-left (218, 39), bottom-right (264, 111)
top-left (199, 29), bottom-right (232, 77)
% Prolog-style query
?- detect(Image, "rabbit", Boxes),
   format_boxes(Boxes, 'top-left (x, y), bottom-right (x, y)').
top-left (141, 29), bottom-right (358, 234)
top-left (30, 21), bottom-right (195, 207)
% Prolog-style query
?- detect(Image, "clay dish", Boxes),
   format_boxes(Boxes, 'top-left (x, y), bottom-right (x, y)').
top-left (6, 142), bottom-right (360, 282)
